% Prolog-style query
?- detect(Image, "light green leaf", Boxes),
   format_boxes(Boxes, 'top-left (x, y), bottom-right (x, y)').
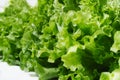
top-left (111, 31), bottom-right (120, 53)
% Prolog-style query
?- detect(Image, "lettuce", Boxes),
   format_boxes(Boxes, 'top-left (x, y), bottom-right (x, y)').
top-left (0, 0), bottom-right (120, 80)
top-left (100, 69), bottom-right (120, 80)
top-left (111, 31), bottom-right (120, 53)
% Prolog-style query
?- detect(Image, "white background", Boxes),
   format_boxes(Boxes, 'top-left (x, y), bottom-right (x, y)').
top-left (0, 61), bottom-right (38, 80)
top-left (0, 0), bottom-right (38, 12)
